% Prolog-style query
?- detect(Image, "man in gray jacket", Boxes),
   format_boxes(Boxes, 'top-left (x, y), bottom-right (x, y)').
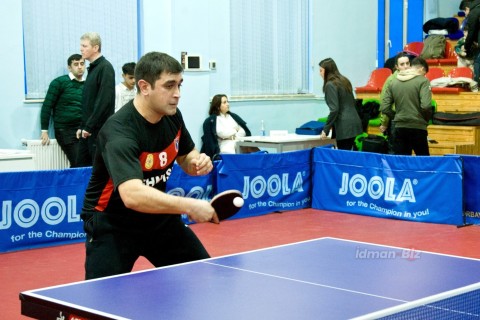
top-left (380, 57), bottom-right (432, 156)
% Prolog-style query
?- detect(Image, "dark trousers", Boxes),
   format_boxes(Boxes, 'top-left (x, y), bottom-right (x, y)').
top-left (384, 121), bottom-right (396, 154)
top-left (75, 133), bottom-right (97, 167)
top-left (83, 212), bottom-right (210, 280)
top-left (54, 127), bottom-right (79, 167)
top-left (474, 51), bottom-right (480, 83)
top-left (393, 127), bottom-right (429, 156)
top-left (336, 137), bottom-right (357, 151)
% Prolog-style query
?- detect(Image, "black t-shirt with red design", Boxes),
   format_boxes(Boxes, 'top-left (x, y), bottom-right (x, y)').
top-left (82, 100), bottom-right (195, 215)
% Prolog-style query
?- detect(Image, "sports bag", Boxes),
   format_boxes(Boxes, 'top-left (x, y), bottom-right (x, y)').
top-left (420, 35), bottom-right (446, 59)
top-left (432, 112), bottom-right (480, 125)
top-left (357, 134), bottom-right (388, 154)
top-left (295, 120), bottom-right (325, 135)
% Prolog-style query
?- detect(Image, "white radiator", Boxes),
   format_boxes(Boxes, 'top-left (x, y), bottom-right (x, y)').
top-left (21, 139), bottom-right (70, 170)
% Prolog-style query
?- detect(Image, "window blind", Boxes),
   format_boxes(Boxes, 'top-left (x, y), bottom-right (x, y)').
top-left (230, 0), bottom-right (310, 96)
top-left (22, 0), bottom-right (138, 99)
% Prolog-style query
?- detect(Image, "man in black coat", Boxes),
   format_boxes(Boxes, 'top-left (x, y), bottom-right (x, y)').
top-left (76, 32), bottom-right (116, 167)
top-left (464, 0), bottom-right (480, 82)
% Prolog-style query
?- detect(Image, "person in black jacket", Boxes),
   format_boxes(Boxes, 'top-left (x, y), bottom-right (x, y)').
top-left (76, 32), bottom-right (116, 166)
top-left (200, 94), bottom-right (254, 159)
top-left (464, 0), bottom-right (480, 82)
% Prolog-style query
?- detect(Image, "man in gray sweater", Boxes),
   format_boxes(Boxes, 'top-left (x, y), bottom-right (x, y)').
top-left (380, 57), bottom-right (432, 155)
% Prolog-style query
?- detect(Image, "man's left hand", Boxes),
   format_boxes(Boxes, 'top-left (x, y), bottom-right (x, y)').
top-left (190, 153), bottom-right (213, 176)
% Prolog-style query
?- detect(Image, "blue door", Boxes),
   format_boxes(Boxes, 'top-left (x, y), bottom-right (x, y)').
top-left (378, 0), bottom-right (424, 68)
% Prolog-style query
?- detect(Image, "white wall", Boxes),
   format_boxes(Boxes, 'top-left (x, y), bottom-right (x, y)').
top-left (311, 1), bottom-right (378, 94)
top-left (0, 0), bottom-right (38, 149)
top-left (438, 0), bottom-right (461, 18)
top-left (0, 0), bottom-right (378, 151)
top-left (426, 0), bottom-right (462, 21)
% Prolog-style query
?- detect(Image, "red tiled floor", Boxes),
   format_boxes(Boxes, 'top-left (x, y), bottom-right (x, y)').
top-left (3, 209), bottom-right (479, 319)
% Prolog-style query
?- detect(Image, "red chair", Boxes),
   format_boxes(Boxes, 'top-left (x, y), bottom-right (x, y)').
top-left (426, 67), bottom-right (445, 82)
top-left (431, 67), bottom-right (473, 94)
top-left (403, 42), bottom-right (423, 56)
top-left (436, 41), bottom-right (458, 65)
top-left (418, 40), bottom-right (457, 66)
top-left (449, 67), bottom-right (473, 79)
top-left (444, 41), bottom-right (457, 59)
top-left (355, 68), bottom-right (392, 93)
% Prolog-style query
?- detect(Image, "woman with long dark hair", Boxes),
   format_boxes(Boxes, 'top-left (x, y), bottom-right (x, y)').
top-left (318, 58), bottom-right (363, 150)
top-left (200, 94), bottom-right (253, 159)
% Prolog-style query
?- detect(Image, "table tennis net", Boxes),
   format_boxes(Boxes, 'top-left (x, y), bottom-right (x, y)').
top-left (357, 282), bottom-right (480, 319)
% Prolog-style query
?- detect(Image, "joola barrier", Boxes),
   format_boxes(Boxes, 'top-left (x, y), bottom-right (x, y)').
top-left (312, 148), bottom-right (464, 225)
top-left (1, 149), bottom-right (478, 253)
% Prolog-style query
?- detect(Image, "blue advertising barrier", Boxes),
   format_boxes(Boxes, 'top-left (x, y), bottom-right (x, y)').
top-left (165, 162), bottom-right (216, 224)
top-left (450, 155), bottom-right (480, 225)
top-left (312, 148), bottom-right (464, 225)
top-left (1, 147), bottom-right (473, 253)
top-left (216, 150), bottom-right (313, 219)
top-left (0, 168), bottom-right (91, 253)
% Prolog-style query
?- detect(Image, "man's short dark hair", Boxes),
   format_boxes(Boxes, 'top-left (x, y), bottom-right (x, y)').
top-left (67, 54), bottom-right (83, 66)
top-left (411, 57), bottom-right (429, 73)
top-left (134, 52), bottom-right (183, 90)
top-left (122, 62), bottom-right (136, 76)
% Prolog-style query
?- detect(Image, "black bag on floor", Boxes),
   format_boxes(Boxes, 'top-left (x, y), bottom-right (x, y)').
top-left (361, 134), bottom-right (388, 154)
top-left (432, 112), bottom-right (480, 126)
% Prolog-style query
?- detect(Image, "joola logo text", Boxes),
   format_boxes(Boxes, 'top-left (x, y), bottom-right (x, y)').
top-left (1, 196), bottom-right (79, 229)
top-left (338, 173), bottom-right (416, 203)
top-left (167, 185), bottom-right (213, 200)
top-left (242, 172), bottom-right (304, 199)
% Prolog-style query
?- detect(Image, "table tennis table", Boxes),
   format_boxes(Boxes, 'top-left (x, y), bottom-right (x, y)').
top-left (20, 237), bottom-right (480, 319)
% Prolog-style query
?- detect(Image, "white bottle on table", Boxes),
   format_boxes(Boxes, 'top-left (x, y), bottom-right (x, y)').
top-left (261, 120), bottom-right (266, 136)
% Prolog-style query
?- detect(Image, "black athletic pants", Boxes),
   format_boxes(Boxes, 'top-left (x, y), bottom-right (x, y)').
top-left (393, 127), bottom-right (429, 156)
top-left (83, 211), bottom-right (210, 280)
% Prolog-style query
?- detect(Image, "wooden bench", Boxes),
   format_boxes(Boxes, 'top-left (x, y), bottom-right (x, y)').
top-left (357, 91), bottom-right (480, 113)
top-left (355, 92), bottom-right (380, 101)
top-left (367, 124), bottom-right (480, 156)
top-left (427, 125), bottom-right (480, 155)
top-left (432, 92), bottom-right (480, 113)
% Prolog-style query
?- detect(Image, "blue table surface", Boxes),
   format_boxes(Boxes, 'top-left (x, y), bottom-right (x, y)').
top-left (20, 237), bottom-right (480, 320)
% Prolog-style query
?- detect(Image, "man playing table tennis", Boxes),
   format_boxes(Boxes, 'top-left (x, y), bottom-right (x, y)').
top-left (81, 52), bottom-right (217, 280)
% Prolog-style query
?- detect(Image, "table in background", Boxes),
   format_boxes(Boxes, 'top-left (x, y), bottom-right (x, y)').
top-left (236, 133), bottom-right (335, 153)
top-left (0, 149), bottom-right (35, 172)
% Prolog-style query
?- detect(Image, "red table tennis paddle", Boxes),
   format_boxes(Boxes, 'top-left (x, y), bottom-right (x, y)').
top-left (210, 189), bottom-right (244, 223)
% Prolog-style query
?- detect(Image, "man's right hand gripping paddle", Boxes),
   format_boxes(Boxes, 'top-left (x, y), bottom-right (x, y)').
top-left (210, 190), bottom-right (244, 224)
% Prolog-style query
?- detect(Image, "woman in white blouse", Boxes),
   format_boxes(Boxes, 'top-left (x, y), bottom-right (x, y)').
top-left (201, 94), bottom-right (253, 159)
